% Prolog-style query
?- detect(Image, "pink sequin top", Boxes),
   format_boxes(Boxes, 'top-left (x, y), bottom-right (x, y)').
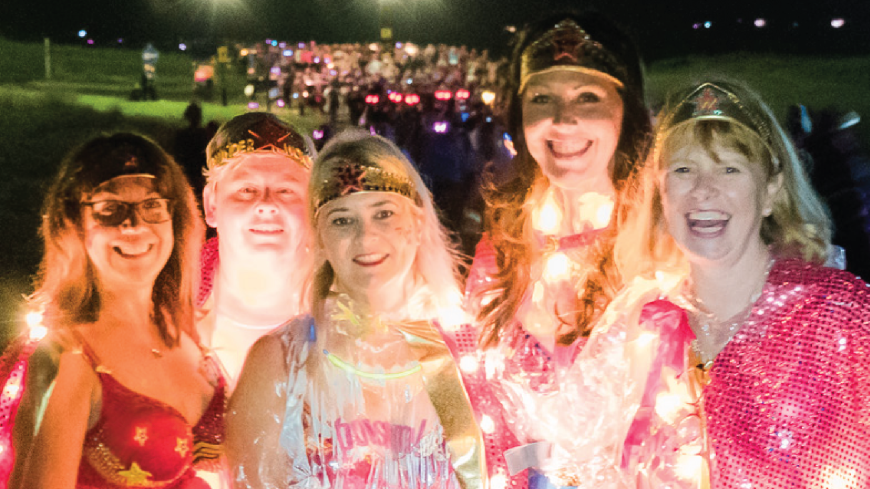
top-left (696, 258), bottom-right (870, 488)
top-left (452, 235), bottom-right (596, 489)
top-left (456, 235), bottom-right (701, 489)
top-left (197, 237), bottom-right (220, 309)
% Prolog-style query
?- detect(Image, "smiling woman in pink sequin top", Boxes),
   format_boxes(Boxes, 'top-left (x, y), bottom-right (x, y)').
top-left (617, 78), bottom-right (870, 488)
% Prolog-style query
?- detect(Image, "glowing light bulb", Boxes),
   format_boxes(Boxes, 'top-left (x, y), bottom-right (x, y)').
top-left (674, 454), bottom-right (702, 481)
top-left (654, 392), bottom-right (683, 423)
top-left (29, 325), bottom-right (48, 341)
top-left (459, 355), bottom-right (479, 374)
top-left (822, 466), bottom-right (856, 489)
top-left (577, 192), bottom-right (614, 229)
top-left (532, 281), bottom-right (545, 304)
top-left (543, 252), bottom-right (571, 282)
top-left (491, 473), bottom-right (508, 489)
top-left (26, 310), bottom-right (43, 328)
top-left (3, 381), bottom-right (20, 399)
top-left (479, 415), bottom-right (495, 434)
top-left (534, 193), bottom-right (562, 235)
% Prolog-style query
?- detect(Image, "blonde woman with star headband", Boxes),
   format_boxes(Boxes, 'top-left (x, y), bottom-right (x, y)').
top-left (614, 78), bottom-right (870, 487)
top-left (447, 11), bottom-right (657, 489)
top-left (225, 131), bottom-right (485, 489)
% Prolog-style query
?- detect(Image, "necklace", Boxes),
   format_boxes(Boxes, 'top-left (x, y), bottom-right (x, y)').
top-left (679, 257), bottom-right (775, 365)
top-left (323, 349), bottom-right (422, 380)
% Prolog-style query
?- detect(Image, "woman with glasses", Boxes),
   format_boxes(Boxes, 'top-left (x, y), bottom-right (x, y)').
top-left (9, 133), bottom-right (225, 488)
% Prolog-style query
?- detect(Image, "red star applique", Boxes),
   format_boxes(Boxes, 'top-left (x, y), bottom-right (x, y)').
top-left (335, 165), bottom-right (368, 196)
top-left (552, 31), bottom-right (581, 62)
top-left (693, 87), bottom-right (721, 116)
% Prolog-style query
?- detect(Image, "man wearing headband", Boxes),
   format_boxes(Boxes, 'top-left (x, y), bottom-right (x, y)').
top-left (197, 112), bottom-right (314, 385)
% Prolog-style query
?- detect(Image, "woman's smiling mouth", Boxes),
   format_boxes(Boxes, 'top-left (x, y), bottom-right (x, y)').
top-left (548, 139), bottom-right (592, 159)
top-left (353, 253), bottom-right (388, 267)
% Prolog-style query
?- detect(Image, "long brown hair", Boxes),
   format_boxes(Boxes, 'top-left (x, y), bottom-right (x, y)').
top-left (30, 133), bottom-right (204, 347)
top-left (475, 11), bottom-right (652, 347)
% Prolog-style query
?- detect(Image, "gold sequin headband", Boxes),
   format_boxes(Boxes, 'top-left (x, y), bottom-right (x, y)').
top-left (654, 82), bottom-right (777, 167)
top-left (313, 161), bottom-right (420, 212)
top-left (520, 19), bottom-right (627, 93)
top-left (207, 119), bottom-right (312, 170)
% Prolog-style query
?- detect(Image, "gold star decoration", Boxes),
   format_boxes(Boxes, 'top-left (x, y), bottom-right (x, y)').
top-left (133, 427), bottom-right (148, 447)
top-left (175, 437), bottom-right (190, 458)
top-left (118, 461), bottom-right (153, 485)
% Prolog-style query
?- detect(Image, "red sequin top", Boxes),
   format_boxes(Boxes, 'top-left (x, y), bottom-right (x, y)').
top-left (698, 258), bottom-right (870, 488)
top-left (74, 338), bottom-right (226, 489)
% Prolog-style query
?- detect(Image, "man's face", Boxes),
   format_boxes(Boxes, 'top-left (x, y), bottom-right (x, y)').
top-left (205, 153), bottom-right (309, 263)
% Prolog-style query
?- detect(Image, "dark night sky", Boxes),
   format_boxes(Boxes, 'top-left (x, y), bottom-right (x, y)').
top-left (2, 0), bottom-right (869, 58)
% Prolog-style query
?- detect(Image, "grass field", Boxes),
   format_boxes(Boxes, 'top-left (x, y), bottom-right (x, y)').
top-left (1, 36), bottom-right (869, 342)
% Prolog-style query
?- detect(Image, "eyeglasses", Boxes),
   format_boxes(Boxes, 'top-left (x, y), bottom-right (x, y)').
top-left (82, 198), bottom-right (173, 227)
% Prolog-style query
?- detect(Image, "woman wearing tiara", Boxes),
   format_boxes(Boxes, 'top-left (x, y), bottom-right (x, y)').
top-left (226, 132), bottom-right (484, 489)
top-left (452, 10), bottom-right (665, 489)
top-left (618, 78), bottom-right (870, 488)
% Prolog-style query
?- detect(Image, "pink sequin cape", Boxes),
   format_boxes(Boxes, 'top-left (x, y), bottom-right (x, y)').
top-left (697, 258), bottom-right (870, 488)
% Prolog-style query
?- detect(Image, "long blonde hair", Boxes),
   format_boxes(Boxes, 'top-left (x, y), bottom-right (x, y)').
top-left (615, 79), bottom-right (831, 281)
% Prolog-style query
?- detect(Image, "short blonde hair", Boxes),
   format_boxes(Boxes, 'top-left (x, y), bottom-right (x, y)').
top-left (616, 78), bottom-right (831, 280)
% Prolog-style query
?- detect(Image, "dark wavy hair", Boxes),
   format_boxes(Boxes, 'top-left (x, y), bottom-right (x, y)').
top-left (475, 10), bottom-right (653, 347)
top-left (30, 133), bottom-right (204, 347)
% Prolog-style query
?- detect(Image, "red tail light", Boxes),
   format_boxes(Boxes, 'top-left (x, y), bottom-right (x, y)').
top-left (434, 90), bottom-right (452, 101)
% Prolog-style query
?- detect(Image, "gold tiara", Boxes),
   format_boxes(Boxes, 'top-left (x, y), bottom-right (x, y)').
top-left (654, 82), bottom-right (775, 163)
top-left (520, 19), bottom-right (627, 93)
top-left (207, 119), bottom-right (312, 170)
top-left (313, 161), bottom-right (420, 212)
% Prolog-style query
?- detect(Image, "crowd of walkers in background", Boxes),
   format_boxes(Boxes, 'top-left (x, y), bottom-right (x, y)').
top-left (9, 11), bottom-right (870, 488)
top-left (179, 37), bottom-right (870, 278)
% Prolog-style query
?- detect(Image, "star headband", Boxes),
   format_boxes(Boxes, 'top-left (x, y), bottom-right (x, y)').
top-left (207, 118), bottom-right (312, 170)
top-left (520, 19), bottom-right (628, 93)
top-left (654, 82), bottom-right (776, 165)
top-left (312, 160), bottom-right (420, 213)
